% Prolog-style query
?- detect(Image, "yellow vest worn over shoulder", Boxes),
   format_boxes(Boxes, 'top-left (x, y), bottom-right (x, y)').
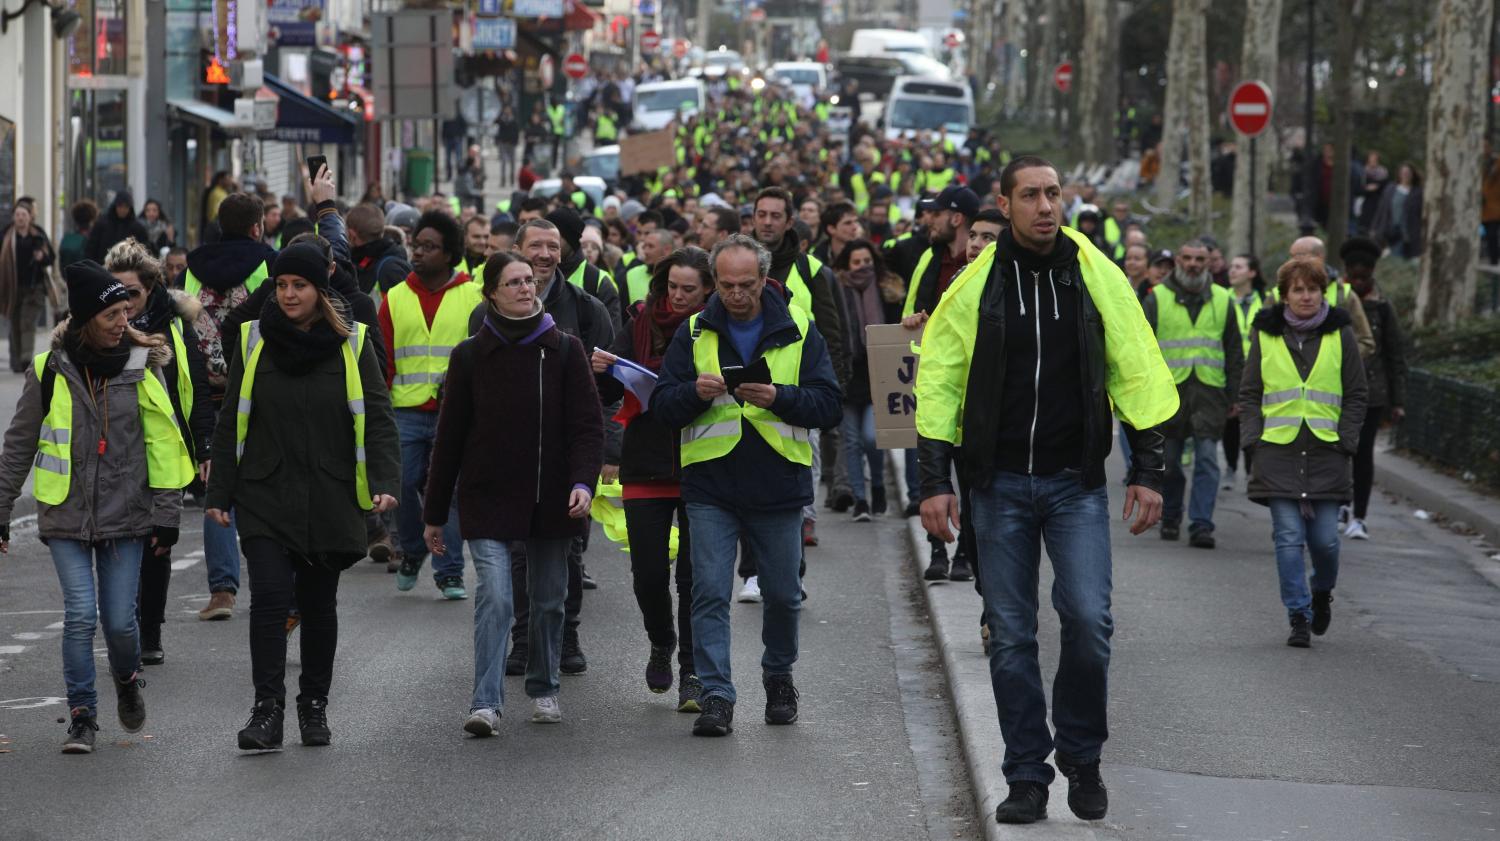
top-left (1153, 283), bottom-right (1231, 387)
top-left (1258, 329), bottom-right (1343, 444)
top-left (31, 348), bottom-right (195, 505)
top-left (456, 256), bottom-right (484, 280)
top-left (167, 320), bottom-right (195, 451)
top-left (184, 261), bottom-right (269, 297)
top-left (680, 308), bottom-right (813, 467)
top-left (902, 246), bottom-right (939, 318)
top-left (385, 278), bottom-right (483, 408)
top-left (924, 168), bottom-right (955, 193)
top-left (782, 255), bottom-right (823, 323)
top-left (915, 227), bottom-right (1179, 446)
top-left (1232, 291), bottom-right (1265, 357)
top-left (236, 320), bottom-right (374, 509)
top-left (622, 262), bottom-right (652, 306)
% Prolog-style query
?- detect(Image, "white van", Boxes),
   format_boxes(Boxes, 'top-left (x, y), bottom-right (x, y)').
top-left (882, 76), bottom-right (975, 150)
top-left (849, 29), bottom-right (932, 58)
top-left (769, 61), bottom-right (828, 104)
top-left (630, 79), bottom-right (706, 132)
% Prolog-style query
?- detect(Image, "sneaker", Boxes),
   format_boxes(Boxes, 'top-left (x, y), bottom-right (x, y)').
top-left (395, 556), bottom-right (423, 592)
top-left (297, 697), bottom-right (331, 747)
top-left (677, 674), bottom-right (704, 713)
top-left (285, 611), bottom-right (301, 636)
top-left (763, 673), bottom-right (799, 725)
top-left (580, 565), bottom-right (598, 590)
top-left (1221, 468), bottom-right (1236, 490)
top-left (197, 590), bottom-right (235, 621)
top-left (923, 545), bottom-right (949, 581)
top-left (62, 708), bottom-right (98, 754)
top-left (531, 695), bottom-right (562, 723)
top-left (1188, 529), bottom-right (1216, 549)
top-left (368, 536), bottom-right (393, 566)
top-left (851, 500), bottom-right (872, 522)
top-left (114, 671), bottom-right (147, 733)
top-left (1344, 519), bottom-right (1369, 540)
top-left (802, 518), bottom-right (818, 547)
top-left (1311, 590), bottom-right (1334, 635)
top-left (140, 625), bottom-right (164, 666)
top-left (464, 708), bottom-right (500, 737)
top-left (561, 627), bottom-right (587, 675)
top-left (439, 576), bottom-right (468, 600)
top-left (737, 576), bottom-right (763, 603)
top-left (1160, 522), bottom-right (1180, 541)
top-left (1055, 755), bottom-right (1108, 820)
top-left (1287, 613), bottom-right (1312, 648)
top-left (238, 698), bottom-right (284, 750)
top-left (994, 781), bottom-right (1049, 824)
top-left (692, 695), bottom-right (735, 736)
top-left (646, 644), bottom-right (674, 694)
top-left (948, 552), bottom-right (973, 582)
top-left (505, 643), bottom-right (528, 676)
top-left (831, 491), bottom-right (854, 512)
top-left (903, 501), bottom-right (920, 518)
top-left (871, 486), bottom-right (887, 515)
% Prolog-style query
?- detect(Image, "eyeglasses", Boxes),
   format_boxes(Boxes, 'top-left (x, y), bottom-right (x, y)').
top-left (502, 278), bottom-right (538, 289)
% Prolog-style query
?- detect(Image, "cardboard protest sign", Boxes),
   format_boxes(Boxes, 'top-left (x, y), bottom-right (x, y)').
top-left (865, 323), bottom-right (923, 449)
top-left (619, 126), bottom-right (677, 175)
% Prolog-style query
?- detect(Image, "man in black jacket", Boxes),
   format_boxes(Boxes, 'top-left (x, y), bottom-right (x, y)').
top-left (346, 204), bottom-right (411, 297)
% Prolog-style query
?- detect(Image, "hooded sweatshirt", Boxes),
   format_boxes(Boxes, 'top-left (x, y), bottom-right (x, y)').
top-left (84, 190), bottom-right (152, 262)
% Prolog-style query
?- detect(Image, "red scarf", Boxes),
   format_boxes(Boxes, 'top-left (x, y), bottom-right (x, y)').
top-left (632, 295), bottom-right (701, 372)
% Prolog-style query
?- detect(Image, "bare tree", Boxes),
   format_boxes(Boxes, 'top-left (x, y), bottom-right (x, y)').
top-left (1077, 0), bottom-right (1118, 164)
top-left (1002, 0), bottom-right (1029, 116)
top-left (1155, 0), bottom-right (1211, 232)
top-left (1029, 3), bottom-right (1057, 121)
top-left (1228, 0), bottom-right (1283, 257)
top-left (1325, 0), bottom-right (1368, 267)
top-left (1416, 0), bottom-right (1495, 325)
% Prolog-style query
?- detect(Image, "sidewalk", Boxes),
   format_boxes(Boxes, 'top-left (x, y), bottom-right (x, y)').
top-left (1375, 440), bottom-right (1500, 588)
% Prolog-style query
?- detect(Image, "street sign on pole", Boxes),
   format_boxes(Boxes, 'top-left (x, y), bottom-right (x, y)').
top-left (1228, 80), bottom-right (1273, 138)
top-left (640, 30), bottom-right (660, 54)
top-left (563, 53), bottom-right (588, 80)
top-left (1053, 62), bottom-right (1073, 94)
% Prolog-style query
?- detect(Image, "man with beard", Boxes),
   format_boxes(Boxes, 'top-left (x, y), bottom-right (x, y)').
top-left (1141, 239), bottom-right (1244, 548)
top-left (457, 216), bottom-right (490, 279)
top-left (751, 187), bottom-right (849, 548)
top-left (883, 198), bottom-right (937, 284)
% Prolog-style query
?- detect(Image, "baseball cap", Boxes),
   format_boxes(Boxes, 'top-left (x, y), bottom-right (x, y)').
top-left (916, 196), bottom-right (941, 215)
top-left (1151, 249), bottom-right (1175, 266)
top-left (936, 186), bottom-right (981, 218)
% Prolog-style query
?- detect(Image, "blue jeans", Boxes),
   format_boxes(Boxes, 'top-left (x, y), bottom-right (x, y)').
top-left (204, 509), bottom-right (239, 594)
top-left (969, 470), bottom-right (1113, 785)
top-left (903, 449), bottom-right (921, 503)
top-left (841, 403), bottom-right (884, 502)
top-left (686, 503), bottom-right (804, 704)
top-left (395, 408), bottom-right (465, 580)
top-left (51, 539), bottom-right (145, 713)
top-left (1267, 499), bottom-right (1341, 621)
top-left (1163, 435), bottom-right (1221, 533)
top-left (470, 537), bottom-right (570, 706)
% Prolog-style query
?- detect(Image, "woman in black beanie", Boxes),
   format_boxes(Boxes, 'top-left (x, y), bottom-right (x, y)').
top-left (206, 241), bottom-right (400, 750)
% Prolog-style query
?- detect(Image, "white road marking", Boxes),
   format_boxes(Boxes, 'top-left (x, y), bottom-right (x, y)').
top-left (170, 557), bottom-right (202, 571)
top-left (0, 696), bottom-right (66, 710)
top-left (0, 610), bottom-right (62, 616)
top-left (0, 645), bottom-right (28, 655)
top-left (45, 621), bottom-right (63, 630)
top-left (12, 632), bottom-right (45, 640)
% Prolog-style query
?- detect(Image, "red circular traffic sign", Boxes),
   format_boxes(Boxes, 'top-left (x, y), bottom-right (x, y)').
top-left (1228, 80), bottom-right (1273, 138)
top-left (641, 30), bottom-right (660, 53)
top-left (563, 53), bottom-right (588, 80)
top-left (1054, 62), bottom-right (1073, 94)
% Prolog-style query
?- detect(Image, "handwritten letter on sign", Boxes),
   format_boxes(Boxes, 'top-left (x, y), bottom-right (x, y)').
top-left (865, 323), bottom-right (923, 450)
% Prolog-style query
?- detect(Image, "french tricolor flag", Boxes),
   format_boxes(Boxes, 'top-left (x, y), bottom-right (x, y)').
top-left (605, 354), bottom-right (659, 426)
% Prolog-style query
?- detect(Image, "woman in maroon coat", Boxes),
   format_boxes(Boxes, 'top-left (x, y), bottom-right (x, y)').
top-left (422, 252), bottom-right (603, 736)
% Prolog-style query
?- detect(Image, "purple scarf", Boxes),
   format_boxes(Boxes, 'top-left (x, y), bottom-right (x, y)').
top-left (1283, 300), bottom-right (1329, 347)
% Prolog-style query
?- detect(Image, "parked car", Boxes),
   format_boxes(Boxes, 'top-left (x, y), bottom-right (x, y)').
top-left (579, 145), bottom-right (619, 190)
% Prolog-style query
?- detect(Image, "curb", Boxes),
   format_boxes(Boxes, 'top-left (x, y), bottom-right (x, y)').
top-left (1375, 443), bottom-right (1500, 589)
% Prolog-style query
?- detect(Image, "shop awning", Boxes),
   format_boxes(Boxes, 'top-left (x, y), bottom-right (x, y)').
top-left (168, 97), bottom-right (243, 129)
top-left (264, 74), bottom-right (358, 145)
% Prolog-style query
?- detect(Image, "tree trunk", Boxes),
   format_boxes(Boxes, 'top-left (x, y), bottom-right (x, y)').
top-left (1228, 0), bottom-right (1283, 257)
top-left (1077, 0), bottom-right (1116, 164)
top-left (1030, 3), bottom-right (1056, 121)
top-left (1156, 0), bottom-right (1210, 230)
top-left (1416, 0), bottom-right (1494, 325)
top-left (1003, 0), bottom-right (1028, 117)
top-left (1325, 0), bottom-right (1366, 267)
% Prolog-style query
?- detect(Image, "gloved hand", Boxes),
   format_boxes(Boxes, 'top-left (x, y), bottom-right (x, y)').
top-left (151, 526), bottom-right (179, 556)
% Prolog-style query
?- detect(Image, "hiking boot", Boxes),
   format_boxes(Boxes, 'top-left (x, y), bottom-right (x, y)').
top-left (737, 576), bottom-right (762, 603)
top-left (62, 707), bottom-right (98, 754)
top-left (852, 499), bottom-right (871, 522)
top-left (1311, 590), bottom-right (1334, 635)
top-left (1055, 755), bottom-right (1109, 820)
top-left (677, 674), bottom-right (704, 713)
top-left (580, 565), bottom-right (598, 590)
top-left (924, 544), bottom-right (949, 581)
top-left (505, 642), bottom-right (528, 676)
top-left (238, 698), bottom-right (284, 750)
top-left (140, 625), bottom-right (164, 666)
top-left (197, 590), bottom-right (235, 620)
top-left (802, 518), bottom-right (818, 547)
top-left (297, 697), bottom-right (331, 747)
top-left (692, 695), bottom-right (734, 737)
top-left (871, 486), bottom-right (887, 515)
top-left (561, 627), bottom-right (587, 675)
top-left (395, 556), bottom-right (424, 591)
top-left (1188, 529), bottom-right (1216, 549)
top-left (948, 552), bottom-right (973, 582)
top-left (994, 781), bottom-right (1049, 824)
top-left (1287, 613), bottom-right (1312, 648)
top-left (645, 644), bottom-right (674, 694)
top-left (831, 491), bottom-right (854, 512)
top-left (464, 708), bottom-right (500, 737)
top-left (1159, 522), bottom-right (1180, 541)
top-left (438, 576), bottom-right (468, 600)
top-left (763, 673), bottom-right (799, 725)
top-left (114, 671), bottom-right (147, 733)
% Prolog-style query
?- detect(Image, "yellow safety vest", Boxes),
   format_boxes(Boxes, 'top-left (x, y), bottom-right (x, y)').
top-left (1258, 329), bottom-right (1343, 445)
top-left (679, 308), bottom-right (813, 467)
top-left (167, 320), bottom-right (195, 455)
top-left (850, 172), bottom-right (869, 212)
top-left (915, 228), bottom-right (1179, 445)
top-left (924, 168), bottom-right (955, 193)
top-left (1232, 291), bottom-right (1265, 357)
top-left (184, 262), bottom-right (269, 297)
top-left (782, 255), bottom-right (823, 322)
top-left (902, 246), bottom-right (938, 319)
top-left (1152, 284), bottom-right (1231, 387)
top-left (622, 263), bottom-right (653, 306)
top-left (31, 348), bottom-right (194, 505)
top-left (455, 256), bottom-right (483, 280)
top-left (236, 320), bottom-right (374, 509)
top-left (385, 279), bottom-right (483, 408)
top-left (548, 104), bottom-right (566, 136)
top-left (595, 112), bottom-right (617, 142)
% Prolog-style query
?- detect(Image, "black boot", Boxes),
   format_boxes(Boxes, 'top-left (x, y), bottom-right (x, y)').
top-left (948, 550), bottom-right (973, 582)
top-left (870, 485), bottom-right (887, 515)
top-left (924, 544), bottom-right (949, 581)
top-left (994, 781), bottom-right (1049, 824)
top-left (1311, 590), bottom-right (1333, 635)
top-left (561, 627), bottom-right (588, 675)
top-left (1160, 521), bottom-right (1180, 541)
top-left (1287, 613), bottom-right (1312, 648)
top-left (238, 698), bottom-right (284, 750)
top-left (297, 697), bottom-right (331, 747)
top-left (1055, 755), bottom-right (1108, 820)
top-left (140, 624), bottom-right (165, 666)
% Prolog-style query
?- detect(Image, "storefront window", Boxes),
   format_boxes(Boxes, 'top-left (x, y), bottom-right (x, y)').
top-left (67, 0), bottom-right (128, 77)
top-left (68, 89), bottom-right (128, 204)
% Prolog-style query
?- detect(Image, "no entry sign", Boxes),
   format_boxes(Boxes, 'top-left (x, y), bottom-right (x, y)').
top-left (1228, 80), bottom-right (1273, 138)
top-left (563, 53), bottom-right (588, 80)
top-left (1054, 62), bottom-right (1073, 94)
top-left (641, 30), bottom-right (660, 54)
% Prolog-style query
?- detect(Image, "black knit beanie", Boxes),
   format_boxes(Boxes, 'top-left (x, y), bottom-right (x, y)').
top-left (271, 242), bottom-right (331, 289)
top-left (64, 260), bottom-right (131, 324)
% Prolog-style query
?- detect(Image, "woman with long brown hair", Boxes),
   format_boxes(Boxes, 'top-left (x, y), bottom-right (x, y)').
top-left (1, 198), bottom-right (56, 371)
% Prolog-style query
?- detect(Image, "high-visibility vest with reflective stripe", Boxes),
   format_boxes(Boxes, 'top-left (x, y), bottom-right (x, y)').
top-left (184, 262), bottom-right (269, 297)
top-left (902, 247), bottom-right (937, 318)
top-left (455, 256), bottom-right (484, 280)
top-left (783, 255), bottom-right (823, 322)
top-left (385, 279), bottom-right (482, 408)
top-left (167, 320), bottom-right (194, 452)
top-left (1153, 284), bottom-right (1230, 387)
top-left (680, 308), bottom-right (813, 467)
top-left (850, 172), bottom-right (869, 212)
top-left (1258, 329), bottom-right (1343, 445)
top-left (623, 262), bottom-right (652, 306)
top-left (236, 320), bottom-right (374, 509)
top-left (1233, 291), bottom-right (1265, 357)
top-left (31, 348), bottom-right (194, 505)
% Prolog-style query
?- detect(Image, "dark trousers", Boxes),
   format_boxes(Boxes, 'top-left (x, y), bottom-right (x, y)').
top-left (510, 533), bottom-right (584, 646)
top-left (1221, 417), bottom-right (1254, 473)
top-left (243, 538), bottom-right (341, 704)
top-left (623, 497), bottom-right (694, 674)
top-left (136, 545), bottom-right (170, 643)
top-left (737, 538), bottom-right (808, 580)
top-left (1353, 406), bottom-right (1388, 520)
